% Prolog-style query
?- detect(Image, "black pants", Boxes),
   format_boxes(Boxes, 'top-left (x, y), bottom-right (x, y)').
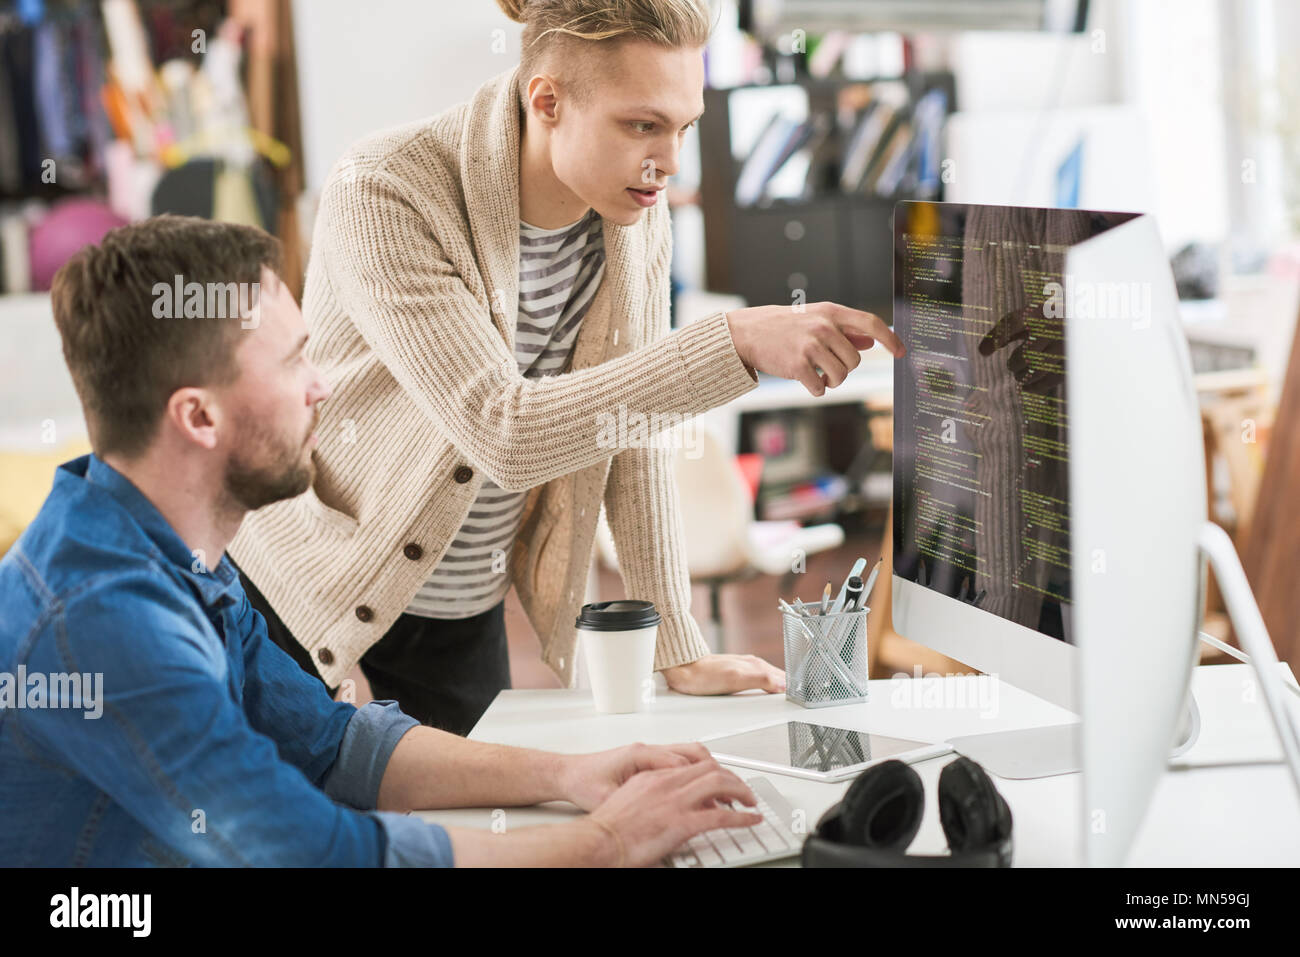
top-left (233, 561), bottom-right (511, 736)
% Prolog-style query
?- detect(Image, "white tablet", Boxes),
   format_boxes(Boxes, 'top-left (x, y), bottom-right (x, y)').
top-left (701, 720), bottom-right (953, 783)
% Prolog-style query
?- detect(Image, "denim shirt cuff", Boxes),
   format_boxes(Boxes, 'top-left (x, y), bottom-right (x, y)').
top-left (374, 812), bottom-right (455, 867)
top-left (321, 700), bottom-right (419, 809)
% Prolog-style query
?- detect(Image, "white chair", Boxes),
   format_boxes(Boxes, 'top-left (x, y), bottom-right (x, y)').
top-left (594, 426), bottom-right (844, 651)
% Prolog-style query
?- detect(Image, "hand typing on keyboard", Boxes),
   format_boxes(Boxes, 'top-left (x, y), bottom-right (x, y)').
top-left (583, 745), bottom-right (763, 867)
top-left (666, 778), bottom-right (801, 868)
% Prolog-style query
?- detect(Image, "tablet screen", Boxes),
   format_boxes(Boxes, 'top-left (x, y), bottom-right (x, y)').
top-left (706, 722), bottom-right (932, 774)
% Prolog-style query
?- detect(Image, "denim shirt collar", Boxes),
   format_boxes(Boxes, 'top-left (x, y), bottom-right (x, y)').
top-left (76, 453), bottom-right (243, 609)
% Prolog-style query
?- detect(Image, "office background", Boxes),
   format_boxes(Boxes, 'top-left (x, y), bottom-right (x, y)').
top-left (1, 0), bottom-right (1297, 701)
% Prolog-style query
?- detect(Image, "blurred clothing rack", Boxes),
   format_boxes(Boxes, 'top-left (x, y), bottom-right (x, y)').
top-left (0, 0), bottom-right (306, 297)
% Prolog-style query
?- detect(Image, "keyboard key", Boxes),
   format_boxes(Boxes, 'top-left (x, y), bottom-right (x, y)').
top-left (688, 833), bottom-right (712, 851)
top-left (716, 834), bottom-right (749, 863)
top-left (752, 824), bottom-right (789, 851)
top-left (694, 844), bottom-right (724, 867)
top-left (731, 830), bottom-right (764, 856)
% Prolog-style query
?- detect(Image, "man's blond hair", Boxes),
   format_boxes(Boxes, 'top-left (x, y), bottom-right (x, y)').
top-left (495, 0), bottom-right (714, 108)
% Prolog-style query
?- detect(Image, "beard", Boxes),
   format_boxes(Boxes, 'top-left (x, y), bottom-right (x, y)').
top-left (224, 412), bottom-right (317, 512)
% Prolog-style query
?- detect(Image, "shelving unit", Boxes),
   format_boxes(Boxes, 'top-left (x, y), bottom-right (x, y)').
top-left (697, 71), bottom-right (957, 322)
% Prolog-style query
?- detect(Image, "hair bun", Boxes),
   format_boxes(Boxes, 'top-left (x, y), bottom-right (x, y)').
top-left (494, 0), bottom-right (527, 24)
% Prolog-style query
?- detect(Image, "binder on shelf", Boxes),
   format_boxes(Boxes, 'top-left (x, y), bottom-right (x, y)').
top-left (868, 118), bottom-right (915, 196)
top-left (840, 102), bottom-right (902, 193)
top-left (860, 110), bottom-right (908, 193)
top-left (910, 88), bottom-right (949, 198)
top-left (735, 114), bottom-right (799, 205)
top-left (769, 114), bottom-right (833, 200)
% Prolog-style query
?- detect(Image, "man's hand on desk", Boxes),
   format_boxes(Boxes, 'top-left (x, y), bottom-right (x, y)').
top-left (726, 301), bottom-right (906, 397)
top-left (662, 653), bottom-right (787, 695)
top-left (557, 741), bottom-right (714, 811)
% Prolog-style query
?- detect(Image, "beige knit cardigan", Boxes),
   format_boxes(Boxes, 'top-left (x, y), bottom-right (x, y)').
top-left (228, 65), bottom-right (758, 689)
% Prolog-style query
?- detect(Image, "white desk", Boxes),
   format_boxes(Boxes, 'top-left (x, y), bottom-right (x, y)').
top-left (414, 663), bottom-right (1300, 866)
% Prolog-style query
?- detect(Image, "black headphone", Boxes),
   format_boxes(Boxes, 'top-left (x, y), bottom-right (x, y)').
top-left (801, 756), bottom-right (1013, 867)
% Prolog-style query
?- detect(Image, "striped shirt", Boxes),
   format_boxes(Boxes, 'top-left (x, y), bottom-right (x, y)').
top-left (405, 208), bottom-right (606, 619)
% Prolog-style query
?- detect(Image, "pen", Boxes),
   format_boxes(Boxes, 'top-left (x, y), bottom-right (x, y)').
top-left (861, 559), bottom-right (882, 606)
top-left (843, 575), bottom-right (864, 613)
top-left (779, 598), bottom-right (821, 678)
top-left (828, 571), bottom-right (871, 684)
top-left (778, 600), bottom-right (813, 618)
top-left (829, 557), bottom-right (867, 614)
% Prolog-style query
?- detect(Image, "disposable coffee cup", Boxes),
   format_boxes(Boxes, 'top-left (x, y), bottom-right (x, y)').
top-left (575, 600), bottom-right (661, 714)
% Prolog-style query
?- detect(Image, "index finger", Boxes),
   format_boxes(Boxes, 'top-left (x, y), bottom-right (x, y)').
top-left (830, 306), bottom-right (906, 357)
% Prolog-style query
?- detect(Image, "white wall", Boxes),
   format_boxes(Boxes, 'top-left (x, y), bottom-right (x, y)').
top-left (943, 0), bottom-right (1231, 250)
top-left (1121, 0), bottom-right (1229, 249)
top-left (292, 1), bottom-right (523, 192)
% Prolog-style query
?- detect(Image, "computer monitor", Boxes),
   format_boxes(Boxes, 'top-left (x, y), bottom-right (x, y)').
top-left (891, 201), bottom-right (1206, 865)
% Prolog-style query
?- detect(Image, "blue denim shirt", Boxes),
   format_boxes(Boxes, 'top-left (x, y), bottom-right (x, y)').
top-left (0, 454), bottom-right (453, 866)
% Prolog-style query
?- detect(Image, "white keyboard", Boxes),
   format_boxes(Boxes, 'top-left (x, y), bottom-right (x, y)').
top-left (665, 776), bottom-right (802, 868)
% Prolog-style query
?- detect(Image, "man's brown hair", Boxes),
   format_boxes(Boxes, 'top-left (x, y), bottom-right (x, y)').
top-left (495, 0), bottom-right (714, 108)
top-left (50, 214), bottom-right (283, 459)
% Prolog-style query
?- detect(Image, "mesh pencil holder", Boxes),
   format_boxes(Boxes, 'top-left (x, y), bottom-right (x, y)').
top-left (782, 605), bottom-right (869, 708)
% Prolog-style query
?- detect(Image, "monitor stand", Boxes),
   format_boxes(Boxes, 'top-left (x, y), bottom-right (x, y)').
top-left (945, 520), bottom-right (1300, 784)
top-left (946, 723), bottom-right (1082, 779)
top-left (944, 694), bottom-right (1202, 780)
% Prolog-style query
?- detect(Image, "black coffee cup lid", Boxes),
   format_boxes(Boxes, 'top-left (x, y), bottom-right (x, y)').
top-left (575, 600), bottom-right (661, 631)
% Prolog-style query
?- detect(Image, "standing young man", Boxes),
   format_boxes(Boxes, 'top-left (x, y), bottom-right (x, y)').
top-left (230, 0), bottom-right (903, 732)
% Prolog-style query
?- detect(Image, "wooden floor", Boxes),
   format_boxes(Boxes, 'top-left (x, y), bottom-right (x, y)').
top-left (341, 523), bottom-right (971, 708)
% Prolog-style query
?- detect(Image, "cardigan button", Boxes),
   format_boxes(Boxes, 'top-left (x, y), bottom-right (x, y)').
top-left (403, 543), bottom-right (423, 561)
top-left (355, 605), bottom-right (374, 623)
top-left (454, 465), bottom-right (474, 484)
top-left (317, 648), bottom-right (335, 666)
